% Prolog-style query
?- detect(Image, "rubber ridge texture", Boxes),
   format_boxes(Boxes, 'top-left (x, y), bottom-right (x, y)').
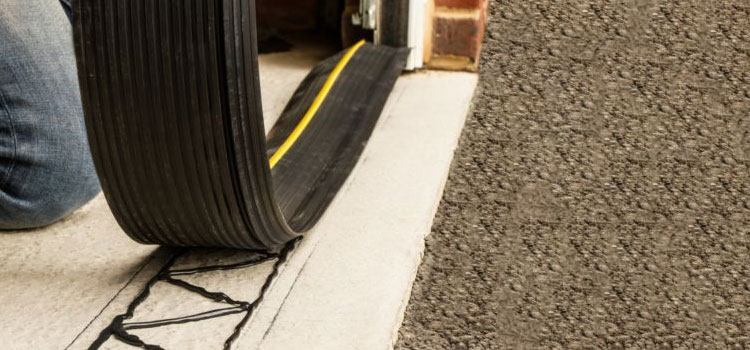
top-left (72, 0), bottom-right (408, 250)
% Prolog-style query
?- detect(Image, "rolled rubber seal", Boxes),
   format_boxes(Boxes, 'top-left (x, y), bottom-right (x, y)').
top-left (72, 0), bottom-right (408, 250)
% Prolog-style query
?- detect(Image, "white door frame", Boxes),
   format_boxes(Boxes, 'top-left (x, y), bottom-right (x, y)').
top-left (405, 0), bottom-right (426, 70)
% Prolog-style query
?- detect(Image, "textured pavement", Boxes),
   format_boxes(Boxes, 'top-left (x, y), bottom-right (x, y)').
top-left (396, 1), bottom-right (749, 349)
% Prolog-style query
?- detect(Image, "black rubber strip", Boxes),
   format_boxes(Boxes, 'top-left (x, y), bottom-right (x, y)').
top-left (72, 0), bottom-right (409, 250)
top-left (379, 0), bottom-right (410, 48)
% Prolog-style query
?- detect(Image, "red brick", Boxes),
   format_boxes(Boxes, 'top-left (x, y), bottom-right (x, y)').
top-left (432, 12), bottom-right (485, 61)
top-left (435, 0), bottom-right (485, 9)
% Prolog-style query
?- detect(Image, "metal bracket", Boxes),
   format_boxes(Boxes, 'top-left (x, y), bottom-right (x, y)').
top-left (352, 0), bottom-right (378, 30)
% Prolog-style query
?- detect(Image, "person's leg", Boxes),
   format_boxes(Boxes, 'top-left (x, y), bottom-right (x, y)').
top-left (0, 0), bottom-right (100, 229)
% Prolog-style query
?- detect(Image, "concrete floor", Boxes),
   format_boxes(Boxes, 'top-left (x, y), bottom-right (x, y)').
top-left (396, 1), bottom-right (750, 349)
top-left (0, 39), bottom-right (477, 350)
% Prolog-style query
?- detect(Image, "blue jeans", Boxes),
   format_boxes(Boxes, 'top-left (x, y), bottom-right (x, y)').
top-left (0, 0), bottom-right (100, 229)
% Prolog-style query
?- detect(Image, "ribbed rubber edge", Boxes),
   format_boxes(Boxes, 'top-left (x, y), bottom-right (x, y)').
top-left (73, 0), bottom-right (407, 250)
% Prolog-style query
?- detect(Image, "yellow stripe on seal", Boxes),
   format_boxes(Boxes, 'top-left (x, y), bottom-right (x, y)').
top-left (269, 39), bottom-right (367, 169)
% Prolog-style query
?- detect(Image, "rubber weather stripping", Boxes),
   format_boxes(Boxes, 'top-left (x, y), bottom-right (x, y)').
top-left (73, 0), bottom-right (407, 348)
top-left (72, 0), bottom-right (409, 251)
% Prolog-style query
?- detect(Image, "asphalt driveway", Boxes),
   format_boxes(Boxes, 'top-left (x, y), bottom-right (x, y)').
top-left (397, 1), bottom-right (750, 349)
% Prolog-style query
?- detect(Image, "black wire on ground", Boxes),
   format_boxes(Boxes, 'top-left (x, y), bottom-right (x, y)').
top-left (89, 238), bottom-right (301, 350)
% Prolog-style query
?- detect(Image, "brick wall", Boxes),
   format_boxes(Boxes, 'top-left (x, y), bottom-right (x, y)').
top-left (426, 0), bottom-right (488, 71)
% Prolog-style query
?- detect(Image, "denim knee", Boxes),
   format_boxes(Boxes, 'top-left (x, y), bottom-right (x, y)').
top-left (0, 0), bottom-right (100, 229)
top-left (0, 151), bottom-right (101, 230)
top-left (0, 91), bottom-right (101, 229)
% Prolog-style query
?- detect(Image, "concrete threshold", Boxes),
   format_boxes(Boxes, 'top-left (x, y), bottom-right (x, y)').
top-left (0, 42), bottom-right (477, 350)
